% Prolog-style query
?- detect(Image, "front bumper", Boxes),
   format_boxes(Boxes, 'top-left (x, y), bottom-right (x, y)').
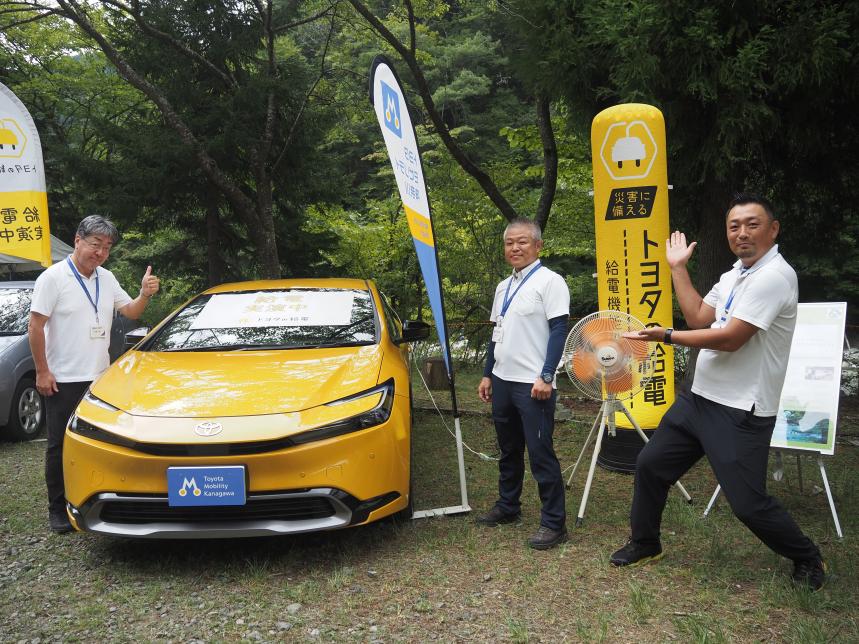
top-left (63, 402), bottom-right (411, 538)
top-left (68, 487), bottom-right (400, 538)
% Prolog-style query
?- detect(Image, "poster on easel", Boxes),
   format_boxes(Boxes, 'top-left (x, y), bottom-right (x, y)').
top-left (771, 302), bottom-right (847, 455)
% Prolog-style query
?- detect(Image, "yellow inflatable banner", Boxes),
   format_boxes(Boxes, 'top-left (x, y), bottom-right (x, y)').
top-left (591, 104), bottom-right (674, 430)
top-left (0, 81), bottom-right (51, 267)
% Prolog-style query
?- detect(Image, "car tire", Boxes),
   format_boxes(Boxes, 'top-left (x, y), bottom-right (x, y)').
top-left (3, 376), bottom-right (45, 441)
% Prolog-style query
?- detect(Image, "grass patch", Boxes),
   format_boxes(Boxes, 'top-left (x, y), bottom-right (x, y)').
top-left (1, 366), bottom-right (858, 641)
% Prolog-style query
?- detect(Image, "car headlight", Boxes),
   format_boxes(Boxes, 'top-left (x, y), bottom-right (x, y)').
top-left (68, 413), bottom-right (136, 450)
top-left (291, 379), bottom-right (395, 445)
top-left (83, 390), bottom-right (119, 412)
top-left (67, 391), bottom-right (126, 444)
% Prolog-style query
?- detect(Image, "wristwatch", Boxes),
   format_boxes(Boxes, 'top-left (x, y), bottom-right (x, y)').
top-left (663, 328), bottom-right (674, 345)
top-left (540, 372), bottom-right (554, 384)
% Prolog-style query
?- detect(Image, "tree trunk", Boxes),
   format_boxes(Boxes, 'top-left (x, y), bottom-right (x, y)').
top-left (252, 170), bottom-right (281, 280)
top-left (692, 183), bottom-right (735, 295)
top-left (204, 191), bottom-right (224, 287)
top-left (681, 180), bottom-right (736, 386)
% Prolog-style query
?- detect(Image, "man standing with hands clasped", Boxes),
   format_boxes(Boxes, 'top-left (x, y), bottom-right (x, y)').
top-left (611, 193), bottom-right (826, 591)
top-left (29, 215), bottom-right (160, 534)
top-left (477, 217), bottom-right (570, 550)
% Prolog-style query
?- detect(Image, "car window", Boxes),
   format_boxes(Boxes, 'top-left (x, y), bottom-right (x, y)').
top-left (379, 292), bottom-right (403, 343)
top-left (145, 288), bottom-right (379, 351)
top-left (0, 287), bottom-right (32, 335)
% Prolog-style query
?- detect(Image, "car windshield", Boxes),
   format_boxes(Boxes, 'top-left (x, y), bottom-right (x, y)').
top-left (0, 287), bottom-right (32, 335)
top-left (146, 287), bottom-right (378, 351)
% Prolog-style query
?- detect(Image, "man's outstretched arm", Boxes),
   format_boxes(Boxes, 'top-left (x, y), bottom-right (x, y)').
top-left (667, 231), bottom-right (716, 329)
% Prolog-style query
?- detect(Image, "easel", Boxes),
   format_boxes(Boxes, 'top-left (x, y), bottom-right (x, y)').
top-left (702, 448), bottom-right (843, 538)
top-left (703, 303), bottom-right (849, 538)
top-left (566, 393), bottom-right (692, 527)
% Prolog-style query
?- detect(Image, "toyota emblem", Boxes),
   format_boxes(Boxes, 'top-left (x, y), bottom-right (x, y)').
top-left (195, 421), bottom-right (223, 437)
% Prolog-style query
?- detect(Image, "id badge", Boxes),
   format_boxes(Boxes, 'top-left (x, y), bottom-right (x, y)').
top-left (90, 325), bottom-right (106, 339)
top-left (492, 325), bottom-right (504, 343)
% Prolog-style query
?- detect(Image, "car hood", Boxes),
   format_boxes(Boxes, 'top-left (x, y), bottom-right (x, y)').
top-left (89, 346), bottom-right (385, 417)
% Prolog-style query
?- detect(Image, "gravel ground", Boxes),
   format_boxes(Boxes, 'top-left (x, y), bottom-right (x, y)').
top-left (2, 403), bottom-right (857, 643)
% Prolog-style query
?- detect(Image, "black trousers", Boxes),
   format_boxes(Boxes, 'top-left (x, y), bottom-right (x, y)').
top-left (630, 390), bottom-right (820, 562)
top-left (491, 376), bottom-right (566, 531)
top-left (45, 381), bottom-right (90, 516)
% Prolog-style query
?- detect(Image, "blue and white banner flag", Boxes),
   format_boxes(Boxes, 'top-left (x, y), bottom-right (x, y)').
top-left (370, 56), bottom-right (454, 381)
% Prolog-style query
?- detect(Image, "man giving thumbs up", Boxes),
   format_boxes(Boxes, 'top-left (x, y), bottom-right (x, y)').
top-left (28, 215), bottom-right (160, 533)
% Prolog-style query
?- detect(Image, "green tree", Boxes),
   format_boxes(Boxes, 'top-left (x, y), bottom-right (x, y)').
top-left (499, 0), bottom-right (859, 303)
top-left (346, 0), bottom-right (561, 230)
top-left (2, 0), bottom-right (342, 279)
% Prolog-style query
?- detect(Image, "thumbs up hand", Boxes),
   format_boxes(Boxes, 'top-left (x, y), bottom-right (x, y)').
top-left (140, 265), bottom-right (160, 299)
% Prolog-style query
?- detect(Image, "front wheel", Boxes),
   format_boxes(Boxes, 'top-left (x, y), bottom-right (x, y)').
top-left (2, 377), bottom-right (45, 441)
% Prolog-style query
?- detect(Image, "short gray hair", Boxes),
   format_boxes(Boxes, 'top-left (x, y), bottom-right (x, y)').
top-left (503, 217), bottom-right (542, 242)
top-left (76, 215), bottom-right (120, 243)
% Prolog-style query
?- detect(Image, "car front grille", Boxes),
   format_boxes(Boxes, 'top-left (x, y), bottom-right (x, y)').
top-left (100, 495), bottom-right (336, 524)
top-left (71, 487), bottom-right (402, 538)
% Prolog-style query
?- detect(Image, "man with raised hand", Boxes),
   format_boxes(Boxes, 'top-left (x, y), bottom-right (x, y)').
top-left (477, 217), bottom-right (570, 550)
top-left (612, 193), bottom-right (825, 591)
top-left (29, 215), bottom-right (160, 534)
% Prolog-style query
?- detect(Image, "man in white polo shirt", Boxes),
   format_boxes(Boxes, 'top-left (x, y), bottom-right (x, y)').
top-left (29, 215), bottom-right (160, 533)
top-left (611, 193), bottom-right (825, 591)
top-left (477, 217), bottom-right (570, 550)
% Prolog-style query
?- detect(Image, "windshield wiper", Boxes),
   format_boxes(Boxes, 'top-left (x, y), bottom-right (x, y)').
top-left (159, 345), bottom-right (235, 352)
top-left (230, 344), bottom-right (304, 351)
top-left (304, 340), bottom-right (376, 349)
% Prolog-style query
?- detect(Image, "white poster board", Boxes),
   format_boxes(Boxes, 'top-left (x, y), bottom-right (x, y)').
top-left (771, 302), bottom-right (846, 455)
top-left (190, 291), bottom-right (354, 330)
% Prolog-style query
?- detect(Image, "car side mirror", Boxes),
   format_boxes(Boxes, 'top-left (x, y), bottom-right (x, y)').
top-left (124, 327), bottom-right (150, 350)
top-left (400, 320), bottom-right (431, 343)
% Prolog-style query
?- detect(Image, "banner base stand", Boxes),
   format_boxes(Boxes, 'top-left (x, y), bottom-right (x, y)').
top-left (412, 504), bottom-right (471, 520)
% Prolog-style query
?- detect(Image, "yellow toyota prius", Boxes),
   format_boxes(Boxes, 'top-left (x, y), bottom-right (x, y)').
top-left (62, 278), bottom-right (429, 538)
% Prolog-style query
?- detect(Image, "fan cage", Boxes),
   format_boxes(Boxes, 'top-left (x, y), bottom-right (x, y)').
top-left (562, 310), bottom-right (656, 401)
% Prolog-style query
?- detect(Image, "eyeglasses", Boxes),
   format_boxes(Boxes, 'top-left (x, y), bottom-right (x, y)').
top-left (82, 238), bottom-right (113, 253)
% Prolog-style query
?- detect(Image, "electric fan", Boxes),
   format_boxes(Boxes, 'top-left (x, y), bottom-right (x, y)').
top-left (563, 310), bottom-right (654, 401)
top-left (561, 311), bottom-right (692, 526)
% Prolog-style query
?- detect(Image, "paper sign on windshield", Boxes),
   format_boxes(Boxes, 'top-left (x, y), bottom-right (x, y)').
top-left (190, 291), bottom-right (355, 329)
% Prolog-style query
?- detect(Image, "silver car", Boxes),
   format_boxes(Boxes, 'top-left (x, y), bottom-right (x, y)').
top-left (0, 280), bottom-right (135, 441)
top-left (0, 281), bottom-right (43, 440)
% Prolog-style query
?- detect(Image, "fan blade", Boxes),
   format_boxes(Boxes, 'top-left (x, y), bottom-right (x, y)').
top-left (581, 316), bottom-right (619, 345)
top-left (605, 367), bottom-right (633, 394)
top-left (571, 350), bottom-right (600, 382)
top-left (624, 338), bottom-right (650, 360)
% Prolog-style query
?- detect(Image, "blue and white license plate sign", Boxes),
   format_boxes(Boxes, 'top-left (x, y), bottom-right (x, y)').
top-left (167, 466), bottom-right (246, 506)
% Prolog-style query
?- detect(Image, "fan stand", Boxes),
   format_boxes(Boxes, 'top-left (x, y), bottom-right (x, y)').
top-left (566, 393), bottom-right (693, 527)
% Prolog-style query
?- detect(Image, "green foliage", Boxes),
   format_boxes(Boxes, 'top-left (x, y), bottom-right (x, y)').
top-left (106, 228), bottom-right (208, 326)
top-left (498, 0), bottom-right (859, 314)
top-left (4, 0), bottom-right (855, 332)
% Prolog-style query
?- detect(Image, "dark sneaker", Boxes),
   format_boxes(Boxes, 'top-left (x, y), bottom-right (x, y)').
top-left (49, 511), bottom-right (73, 534)
top-left (527, 525), bottom-right (568, 550)
top-left (475, 506), bottom-right (521, 527)
top-left (792, 557), bottom-right (827, 591)
top-left (610, 540), bottom-right (663, 567)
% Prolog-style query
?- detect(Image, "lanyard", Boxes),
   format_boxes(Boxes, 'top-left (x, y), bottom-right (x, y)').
top-left (67, 257), bottom-right (100, 323)
top-left (721, 267), bottom-right (749, 321)
top-left (500, 262), bottom-right (542, 318)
